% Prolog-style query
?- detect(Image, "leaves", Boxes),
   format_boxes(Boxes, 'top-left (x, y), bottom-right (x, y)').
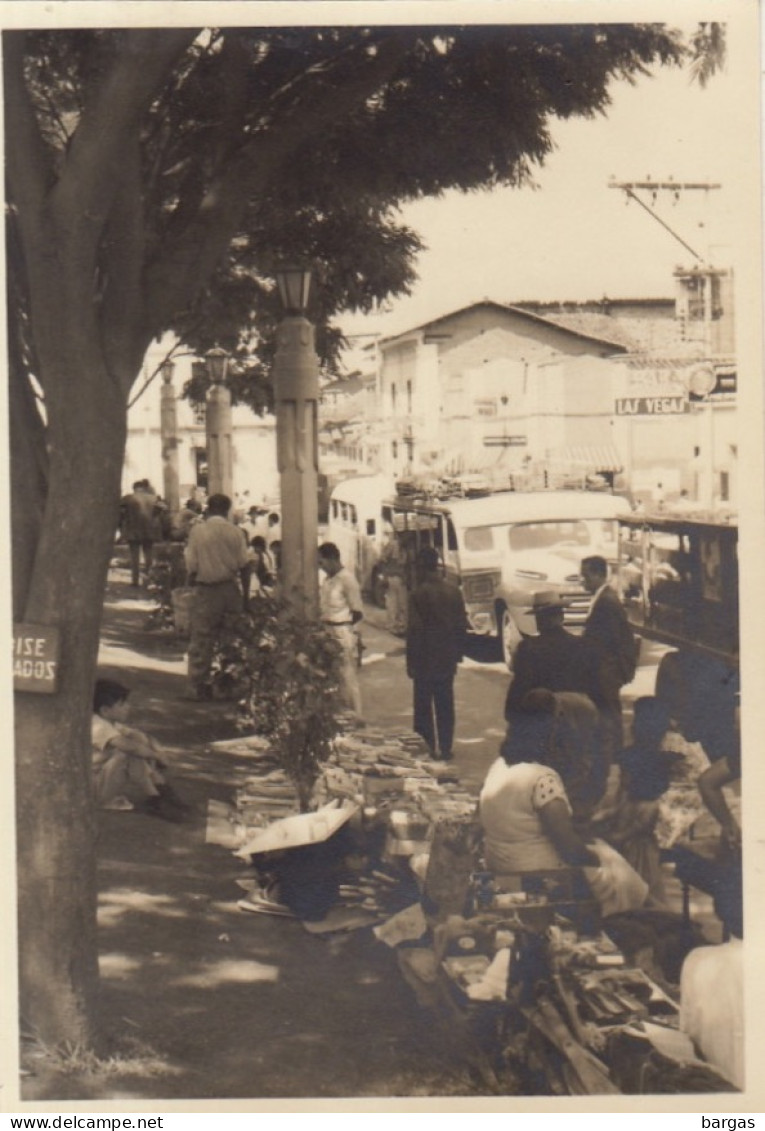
top-left (209, 595), bottom-right (344, 807)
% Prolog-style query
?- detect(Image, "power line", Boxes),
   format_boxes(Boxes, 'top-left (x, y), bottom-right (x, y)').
top-left (609, 178), bottom-right (721, 264)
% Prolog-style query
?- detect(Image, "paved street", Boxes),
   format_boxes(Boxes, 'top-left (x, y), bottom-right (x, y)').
top-left (359, 600), bottom-right (669, 795)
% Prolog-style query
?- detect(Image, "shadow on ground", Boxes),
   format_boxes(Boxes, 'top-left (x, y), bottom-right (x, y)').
top-left (21, 572), bottom-right (496, 1102)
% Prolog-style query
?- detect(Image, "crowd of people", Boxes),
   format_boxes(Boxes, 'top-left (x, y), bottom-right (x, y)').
top-left (100, 485), bottom-right (743, 1086)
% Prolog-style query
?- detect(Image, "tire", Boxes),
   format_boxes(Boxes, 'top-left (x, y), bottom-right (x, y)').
top-left (498, 605), bottom-right (523, 670)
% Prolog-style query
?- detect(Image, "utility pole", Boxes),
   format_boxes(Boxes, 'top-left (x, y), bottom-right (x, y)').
top-left (610, 177), bottom-right (724, 508)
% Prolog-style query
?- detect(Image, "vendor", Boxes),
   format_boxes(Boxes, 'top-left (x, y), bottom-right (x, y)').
top-left (679, 873), bottom-right (743, 1089)
top-left (479, 690), bottom-right (601, 874)
top-left (479, 690), bottom-right (649, 917)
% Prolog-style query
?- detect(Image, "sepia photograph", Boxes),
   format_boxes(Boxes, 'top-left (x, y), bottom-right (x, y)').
top-left (1, 0), bottom-right (763, 1116)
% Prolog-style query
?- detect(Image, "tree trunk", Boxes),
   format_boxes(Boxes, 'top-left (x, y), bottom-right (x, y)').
top-left (14, 314), bottom-right (131, 1049)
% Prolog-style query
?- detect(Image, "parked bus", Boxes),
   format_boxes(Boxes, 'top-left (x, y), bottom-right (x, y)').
top-left (387, 489), bottom-right (631, 667)
top-left (326, 474), bottom-right (396, 601)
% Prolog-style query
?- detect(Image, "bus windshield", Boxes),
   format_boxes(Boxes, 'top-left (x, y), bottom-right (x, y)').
top-left (463, 519), bottom-right (619, 554)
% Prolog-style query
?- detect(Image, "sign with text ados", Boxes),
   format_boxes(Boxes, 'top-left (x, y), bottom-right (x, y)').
top-left (13, 624), bottom-right (61, 693)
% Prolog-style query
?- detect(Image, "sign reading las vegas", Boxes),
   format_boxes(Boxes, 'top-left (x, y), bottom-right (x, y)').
top-left (615, 395), bottom-right (689, 415)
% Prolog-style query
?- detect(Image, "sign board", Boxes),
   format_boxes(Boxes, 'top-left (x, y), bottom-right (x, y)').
top-left (483, 435), bottom-right (527, 447)
top-left (474, 398), bottom-right (497, 418)
top-left (615, 396), bottom-right (689, 416)
top-left (13, 623), bottom-right (61, 693)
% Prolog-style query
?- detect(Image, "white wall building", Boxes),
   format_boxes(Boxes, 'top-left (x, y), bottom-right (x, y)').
top-left (124, 343), bottom-right (279, 507)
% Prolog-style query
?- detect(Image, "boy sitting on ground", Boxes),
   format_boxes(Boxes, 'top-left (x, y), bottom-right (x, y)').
top-left (92, 678), bottom-right (189, 821)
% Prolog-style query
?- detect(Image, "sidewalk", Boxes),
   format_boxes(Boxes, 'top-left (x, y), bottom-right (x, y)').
top-left (21, 568), bottom-right (724, 1101)
top-left (22, 569), bottom-right (482, 1102)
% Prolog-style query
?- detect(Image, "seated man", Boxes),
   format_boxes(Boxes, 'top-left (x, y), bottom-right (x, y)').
top-left (92, 678), bottom-right (188, 821)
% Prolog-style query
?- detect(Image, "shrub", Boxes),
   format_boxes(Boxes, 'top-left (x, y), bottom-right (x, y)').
top-left (146, 543), bottom-right (188, 629)
top-left (212, 595), bottom-right (345, 809)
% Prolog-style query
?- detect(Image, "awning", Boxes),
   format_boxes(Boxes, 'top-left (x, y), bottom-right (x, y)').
top-left (548, 445), bottom-right (624, 472)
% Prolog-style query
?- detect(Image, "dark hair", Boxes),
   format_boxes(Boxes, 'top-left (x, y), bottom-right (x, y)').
top-left (581, 555), bottom-right (607, 578)
top-left (94, 678), bottom-right (130, 715)
top-left (318, 541), bottom-right (340, 561)
top-left (207, 493), bottom-right (231, 516)
top-left (501, 689), bottom-right (557, 768)
top-left (417, 546), bottom-right (440, 572)
top-left (251, 535), bottom-right (267, 551)
top-left (632, 696), bottom-right (671, 748)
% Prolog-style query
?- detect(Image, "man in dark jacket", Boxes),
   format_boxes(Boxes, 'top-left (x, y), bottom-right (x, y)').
top-left (504, 590), bottom-right (594, 720)
top-left (505, 591), bottom-right (604, 815)
top-left (406, 546), bottom-right (468, 761)
top-left (119, 479), bottom-right (166, 587)
top-left (581, 554), bottom-right (639, 768)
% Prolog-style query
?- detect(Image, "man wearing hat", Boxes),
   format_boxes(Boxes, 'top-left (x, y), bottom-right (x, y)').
top-left (504, 591), bottom-right (594, 719)
top-left (505, 590), bottom-right (603, 816)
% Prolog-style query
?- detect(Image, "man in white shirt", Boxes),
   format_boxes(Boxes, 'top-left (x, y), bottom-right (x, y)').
top-left (318, 541), bottom-right (363, 717)
top-left (184, 493), bottom-right (250, 700)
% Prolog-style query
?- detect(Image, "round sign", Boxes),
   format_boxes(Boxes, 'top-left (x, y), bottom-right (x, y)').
top-left (687, 364), bottom-right (716, 397)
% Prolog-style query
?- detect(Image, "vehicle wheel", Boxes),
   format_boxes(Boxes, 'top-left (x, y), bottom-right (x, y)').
top-left (499, 606), bottom-right (522, 670)
top-left (372, 569), bottom-right (388, 609)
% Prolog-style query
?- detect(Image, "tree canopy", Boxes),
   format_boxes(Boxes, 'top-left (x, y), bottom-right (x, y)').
top-left (8, 23), bottom-right (717, 414)
top-left (4, 20), bottom-right (724, 1051)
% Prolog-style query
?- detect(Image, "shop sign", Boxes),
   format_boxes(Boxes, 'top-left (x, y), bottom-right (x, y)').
top-left (615, 396), bottom-right (689, 416)
top-left (483, 435), bottom-right (527, 447)
top-left (474, 398), bottom-right (497, 417)
top-left (13, 624), bottom-right (60, 693)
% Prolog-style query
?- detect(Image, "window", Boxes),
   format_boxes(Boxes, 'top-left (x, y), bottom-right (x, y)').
top-left (406, 380), bottom-right (412, 414)
top-left (391, 383), bottom-right (397, 415)
top-left (464, 526), bottom-right (495, 552)
top-left (366, 519), bottom-right (376, 536)
top-left (193, 402), bottom-right (206, 426)
top-left (331, 500), bottom-right (339, 520)
top-left (508, 521), bottom-right (592, 552)
top-left (392, 441), bottom-right (398, 460)
top-left (349, 504), bottom-right (358, 527)
top-left (341, 502), bottom-right (349, 522)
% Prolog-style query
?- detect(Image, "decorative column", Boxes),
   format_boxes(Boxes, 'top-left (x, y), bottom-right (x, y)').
top-left (205, 347), bottom-right (233, 499)
top-left (273, 266), bottom-right (320, 616)
top-left (159, 359), bottom-right (180, 515)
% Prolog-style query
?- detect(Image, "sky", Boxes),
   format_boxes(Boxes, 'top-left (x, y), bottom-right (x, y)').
top-left (336, 40), bottom-right (746, 348)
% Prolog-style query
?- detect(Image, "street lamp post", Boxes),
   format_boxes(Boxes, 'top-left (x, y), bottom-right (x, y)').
top-left (205, 347), bottom-right (233, 499)
top-left (160, 359), bottom-right (180, 515)
top-left (273, 265), bottom-right (320, 616)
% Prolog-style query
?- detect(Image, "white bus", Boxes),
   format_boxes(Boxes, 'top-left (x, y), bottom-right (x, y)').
top-left (326, 474), bottom-right (395, 602)
top-left (387, 489), bottom-right (632, 667)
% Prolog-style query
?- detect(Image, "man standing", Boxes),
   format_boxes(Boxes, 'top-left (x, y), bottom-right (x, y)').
top-left (504, 590), bottom-right (604, 810)
top-left (184, 493), bottom-right (250, 701)
top-left (379, 523), bottom-right (408, 635)
top-left (406, 546), bottom-right (468, 762)
top-left (504, 591), bottom-right (594, 719)
top-left (318, 542), bottom-right (364, 717)
top-left (581, 554), bottom-right (639, 770)
top-left (119, 479), bottom-right (164, 588)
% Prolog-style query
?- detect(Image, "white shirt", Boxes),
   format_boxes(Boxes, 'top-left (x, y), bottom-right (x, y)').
top-left (184, 515), bottom-right (249, 584)
top-left (320, 567), bottom-right (362, 625)
top-left (680, 938), bottom-right (744, 1088)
